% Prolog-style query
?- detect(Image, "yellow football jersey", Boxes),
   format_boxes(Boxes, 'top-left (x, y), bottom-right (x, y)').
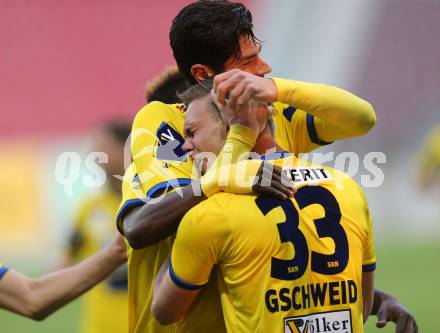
top-left (0, 261), bottom-right (8, 280)
top-left (117, 101), bottom-right (337, 333)
top-left (70, 189), bottom-right (128, 333)
top-left (171, 156), bottom-right (375, 333)
top-left (417, 124), bottom-right (440, 183)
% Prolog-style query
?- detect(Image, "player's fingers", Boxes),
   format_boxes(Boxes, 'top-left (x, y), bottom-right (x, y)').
top-left (227, 80), bottom-right (248, 110)
top-left (270, 180), bottom-right (292, 199)
top-left (269, 165), bottom-right (295, 192)
top-left (253, 183), bottom-right (287, 200)
top-left (215, 74), bottom-right (242, 106)
top-left (259, 167), bottom-right (294, 198)
top-left (376, 320), bottom-right (387, 329)
top-left (375, 307), bottom-right (388, 328)
top-left (236, 84), bottom-right (257, 108)
top-left (404, 319), bottom-right (418, 333)
top-left (396, 315), bottom-right (409, 333)
top-left (213, 69), bottom-right (237, 90)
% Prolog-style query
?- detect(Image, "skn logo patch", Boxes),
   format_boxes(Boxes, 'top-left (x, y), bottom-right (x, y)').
top-left (156, 122), bottom-right (187, 162)
top-left (284, 309), bottom-right (352, 333)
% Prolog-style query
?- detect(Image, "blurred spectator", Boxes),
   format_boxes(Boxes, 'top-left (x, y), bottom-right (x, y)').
top-left (62, 122), bottom-right (131, 333)
top-left (416, 124), bottom-right (440, 190)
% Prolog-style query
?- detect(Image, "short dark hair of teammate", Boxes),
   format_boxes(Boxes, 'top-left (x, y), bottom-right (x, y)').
top-left (170, 0), bottom-right (259, 84)
top-left (103, 121), bottom-right (132, 144)
top-left (145, 66), bottom-right (190, 104)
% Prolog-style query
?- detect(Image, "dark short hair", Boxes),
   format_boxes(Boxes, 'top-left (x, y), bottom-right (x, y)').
top-left (145, 66), bottom-right (190, 103)
top-left (170, 0), bottom-right (259, 84)
top-left (178, 78), bottom-right (214, 103)
top-left (104, 122), bottom-right (132, 144)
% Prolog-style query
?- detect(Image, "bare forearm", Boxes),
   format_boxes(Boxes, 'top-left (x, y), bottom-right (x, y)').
top-left (26, 244), bottom-right (125, 320)
top-left (123, 184), bottom-right (205, 249)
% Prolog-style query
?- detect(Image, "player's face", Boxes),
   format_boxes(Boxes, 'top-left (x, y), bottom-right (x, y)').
top-left (223, 35), bottom-right (272, 77)
top-left (182, 96), bottom-right (227, 174)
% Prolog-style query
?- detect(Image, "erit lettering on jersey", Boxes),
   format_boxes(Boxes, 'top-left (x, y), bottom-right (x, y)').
top-left (283, 167), bottom-right (332, 185)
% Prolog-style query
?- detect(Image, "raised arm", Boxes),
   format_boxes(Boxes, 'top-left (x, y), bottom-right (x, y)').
top-left (0, 235), bottom-right (126, 320)
top-left (213, 69), bottom-right (376, 143)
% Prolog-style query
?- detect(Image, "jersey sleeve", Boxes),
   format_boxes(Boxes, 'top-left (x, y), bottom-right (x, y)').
top-left (271, 77), bottom-right (375, 148)
top-left (272, 102), bottom-right (332, 155)
top-left (169, 200), bottom-right (226, 289)
top-left (0, 261), bottom-right (9, 280)
top-left (116, 102), bottom-right (194, 230)
top-left (131, 101), bottom-right (193, 194)
top-left (362, 207), bottom-right (376, 272)
top-left (116, 162), bottom-right (147, 233)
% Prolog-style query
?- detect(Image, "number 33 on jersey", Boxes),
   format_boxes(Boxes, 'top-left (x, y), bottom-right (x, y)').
top-left (170, 159), bottom-right (376, 333)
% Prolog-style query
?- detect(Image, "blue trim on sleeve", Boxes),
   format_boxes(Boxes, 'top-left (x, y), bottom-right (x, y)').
top-left (116, 198), bottom-right (146, 234)
top-left (115, 178), bottom-right (192, 233)
top-left (259, 151), bottom-right (292, 160)
top-left (0, 266), bottom-right (9, 280)
top-left (283, 106), bottom-right (297, 121)
top-left (146, 178), bottom-right (192, 199)
top-left (168, 260), bottom-right (205, 291)
top-left (306, 114), bottom-right (333, 146)
top-left (362, 263), bottom-right (376, 272)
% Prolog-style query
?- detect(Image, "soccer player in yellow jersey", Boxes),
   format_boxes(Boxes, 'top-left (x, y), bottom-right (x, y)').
top-left (64, 122), bottom-right (130, 333)
top-left (0, 236), bottom-right (126, 320)
top-left (118, 1), bottom-right (416, 332)
top-left (417, 124), bottom-right (440, 189)
top-left (152, 79), bottom-right (376, 333)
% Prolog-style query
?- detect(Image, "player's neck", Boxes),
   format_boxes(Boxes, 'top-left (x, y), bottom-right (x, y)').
top-left (253, 133), bottom-right (284, 155)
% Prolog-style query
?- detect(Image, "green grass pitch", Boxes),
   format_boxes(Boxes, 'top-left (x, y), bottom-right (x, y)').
top-left (1, 240), bottom-right (438, 332)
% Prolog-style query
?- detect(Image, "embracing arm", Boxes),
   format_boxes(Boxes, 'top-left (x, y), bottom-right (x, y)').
top-left (151, 256), bottom-right (200, 325)
top-left (0, 235), bottom-right (126, 320)
top-left (123, 159), bottom-right (293, 249)
top-left (123, 184), bottom-right (204, 249)
top-left (122, 124), bottom-right (257, 249)
top-left (362, 271), bottom-right (375, 322)
top-left (123, 123), bottom-right (293, 249)
top-left (213, 70), bottom-right (376, 143)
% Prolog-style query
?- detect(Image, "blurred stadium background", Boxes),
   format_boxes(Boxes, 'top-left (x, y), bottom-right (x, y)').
top-left (1, 0), bottom-right (439, 332)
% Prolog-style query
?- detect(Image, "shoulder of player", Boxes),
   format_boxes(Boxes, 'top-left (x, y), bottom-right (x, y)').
top-left (322, 166), bottom-right (368, 207)
top-left (134, 101), bottom-right (186, 124)
top-left (179, 195), bottom-right (232, 234)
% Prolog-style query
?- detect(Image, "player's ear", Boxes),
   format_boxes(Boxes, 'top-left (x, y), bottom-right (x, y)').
top-left (191, 64), bottom-right (214, 82)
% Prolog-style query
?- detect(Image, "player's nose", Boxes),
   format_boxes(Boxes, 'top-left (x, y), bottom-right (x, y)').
top-left (182, 139), bottom-right (194, 154)
top-left (255, 57), bottom-right (272, 77)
